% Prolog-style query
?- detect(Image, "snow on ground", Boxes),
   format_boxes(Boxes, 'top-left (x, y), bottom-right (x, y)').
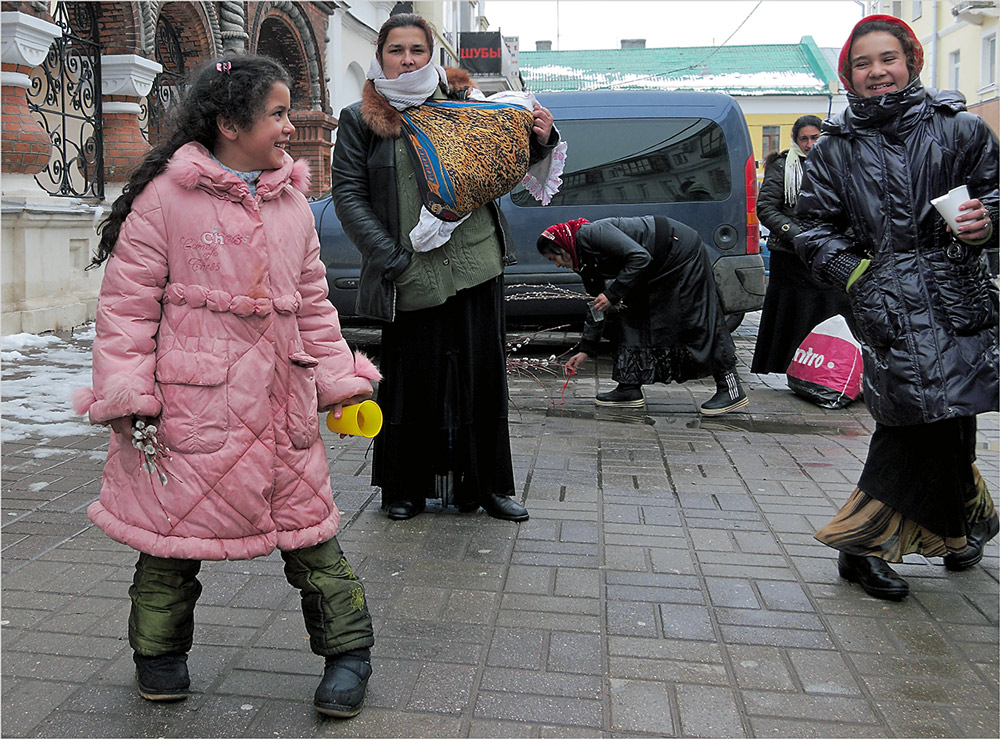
top-left (1, 326), bottom-right (97, 443)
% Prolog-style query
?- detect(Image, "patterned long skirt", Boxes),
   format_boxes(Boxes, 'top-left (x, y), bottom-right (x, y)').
top-left (815, 416), bottom-right (995, 561)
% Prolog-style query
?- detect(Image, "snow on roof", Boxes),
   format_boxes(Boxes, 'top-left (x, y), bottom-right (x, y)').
top-left (518, 42), bottom-right (838, 96)
top-left (523, 66), bottom-right (827, 95)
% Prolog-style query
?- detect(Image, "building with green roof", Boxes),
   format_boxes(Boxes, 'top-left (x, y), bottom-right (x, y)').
top-left (514, 37), bottom-right (846, 168)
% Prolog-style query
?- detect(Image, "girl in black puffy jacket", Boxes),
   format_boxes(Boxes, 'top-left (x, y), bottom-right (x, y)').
top-left (795, 15), bottom-right (999, 601)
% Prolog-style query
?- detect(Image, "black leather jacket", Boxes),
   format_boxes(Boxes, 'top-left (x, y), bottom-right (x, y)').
top-left (795, 81), bottom-right (999, 425)
top-left (331, 91), bottom-right (557, 322)
top-left (575, 216), bottom-right (707, 356)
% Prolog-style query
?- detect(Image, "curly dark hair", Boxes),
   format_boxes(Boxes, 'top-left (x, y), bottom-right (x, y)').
top-left (90, 54), bottom-right (292, 268)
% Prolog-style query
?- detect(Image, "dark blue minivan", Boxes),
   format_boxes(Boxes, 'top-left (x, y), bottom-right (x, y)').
top-left (311, 90), bottom-right (765, 327)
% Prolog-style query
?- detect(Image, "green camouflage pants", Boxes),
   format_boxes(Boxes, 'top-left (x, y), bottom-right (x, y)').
top-left (129, 537), bottom-right (374, 657)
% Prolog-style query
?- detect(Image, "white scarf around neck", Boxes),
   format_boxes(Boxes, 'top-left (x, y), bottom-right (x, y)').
top-left (783, 140), bottom-right (806, 208)
top-left (367, 57), bottom-right (449, 111)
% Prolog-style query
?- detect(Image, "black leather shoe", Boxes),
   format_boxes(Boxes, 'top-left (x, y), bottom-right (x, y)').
top-left (134, 652), bottom-right (190, 701)
top-left (314, 649), bottom-right (372, 718)
top-left (944, 513), bottom-right (1000, 571)
top-left (480, 493), bottom-right (529, 522)
top-left (837, 551), bottom-right (909, 601)
top-left (385, 498), bottom-right (424, 520)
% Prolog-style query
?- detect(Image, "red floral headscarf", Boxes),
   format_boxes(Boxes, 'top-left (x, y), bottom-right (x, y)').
top-left (838, 14), bottom-right (924, 94)
top-left (539, 218), bottom-right (589, 270)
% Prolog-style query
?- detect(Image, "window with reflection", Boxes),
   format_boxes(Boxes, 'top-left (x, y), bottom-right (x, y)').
top-left (511, 118), bottom-right (732, 207)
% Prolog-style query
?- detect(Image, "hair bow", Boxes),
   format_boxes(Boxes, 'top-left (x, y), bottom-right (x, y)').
top-left (216, 60), bottom-right (232, 74)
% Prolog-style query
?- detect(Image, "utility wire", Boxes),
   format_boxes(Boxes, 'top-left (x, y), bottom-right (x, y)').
top-left (586, 0), bottom-right (764, 91)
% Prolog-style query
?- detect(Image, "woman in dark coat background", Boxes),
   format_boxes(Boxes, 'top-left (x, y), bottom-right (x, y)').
top-left (751, 114), bottom-right (852, 374)
top-left (795, 15), bottom-right (999, 600)
top-left (538, 216), bottom-right (748, 415)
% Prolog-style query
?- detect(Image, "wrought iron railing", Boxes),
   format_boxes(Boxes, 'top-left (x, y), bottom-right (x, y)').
top-left (139, 14), bottom-right (186, 145)
top-left (26, 1), bottom-right (103, 199)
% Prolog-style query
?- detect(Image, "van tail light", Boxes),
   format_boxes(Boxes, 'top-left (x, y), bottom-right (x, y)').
top-left (745, 154), bottom-right (760, 255)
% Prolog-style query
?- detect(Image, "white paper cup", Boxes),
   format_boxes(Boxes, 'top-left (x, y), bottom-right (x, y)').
top-left (931, 184), bottom-right (971, 231)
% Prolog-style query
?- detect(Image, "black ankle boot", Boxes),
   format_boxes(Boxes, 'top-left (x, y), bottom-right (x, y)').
top-left (314, 648), bottom-right (372, 718)
top-left (595, 384), bottom-right (644, 407)
top-left (134, 652), bottom-right (190, 701)
top-left (700, 372), bottom-right (748, 415)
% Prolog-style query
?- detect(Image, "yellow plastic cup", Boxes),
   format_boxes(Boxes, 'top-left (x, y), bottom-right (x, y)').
top-left (325, 400), bottom-right (383, 438)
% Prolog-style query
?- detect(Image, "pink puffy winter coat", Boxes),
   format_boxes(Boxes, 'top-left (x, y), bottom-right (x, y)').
top-left (78, 142), bottom-right (379, 561)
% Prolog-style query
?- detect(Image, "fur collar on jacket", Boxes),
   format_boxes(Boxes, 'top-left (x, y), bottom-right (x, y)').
top-left (166, 142), bottom-right (311, 200)
top-left (360, 66), bottom-right (477, 139)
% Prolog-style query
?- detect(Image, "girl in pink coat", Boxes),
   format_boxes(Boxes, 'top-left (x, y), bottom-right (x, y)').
top-left (75, 56), bottom-right (377, 718)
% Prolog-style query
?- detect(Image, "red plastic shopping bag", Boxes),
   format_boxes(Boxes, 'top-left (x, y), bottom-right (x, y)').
top-left (785, 315), bottom-right (862, 409)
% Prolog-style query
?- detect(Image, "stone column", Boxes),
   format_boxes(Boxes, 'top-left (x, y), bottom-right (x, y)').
top-left (0, 11), bottom-right (62, 187)
top-left (287, 110), bottom-right (336, 197)
top-left (219, 1), bottom-right (249, 55)
top-left (100, 54), bottom-right (162, 182)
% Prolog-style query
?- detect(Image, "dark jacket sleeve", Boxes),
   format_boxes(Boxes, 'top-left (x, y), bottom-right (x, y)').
top-left (529, 126), bottom-right (560, 166)
top-left (331, 105), bottom-right (411, 282)
top-left (793, 139), bottom-right (863, 289)
top-left (577, 222), bottom-right (651, 304)
top-left (577, 312), bottom-right (605, 356)
top-left (756, 153), bottom-right (799, 253)
top-left (958, 113), bottom-right (1000, 249)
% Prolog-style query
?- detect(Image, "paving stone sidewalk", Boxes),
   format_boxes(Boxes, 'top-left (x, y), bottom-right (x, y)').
top-left (2, 314), bottom-right (998, 738)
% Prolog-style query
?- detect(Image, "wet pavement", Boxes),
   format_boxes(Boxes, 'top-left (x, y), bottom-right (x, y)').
top-left (2, 313), bottom-right (998, 738)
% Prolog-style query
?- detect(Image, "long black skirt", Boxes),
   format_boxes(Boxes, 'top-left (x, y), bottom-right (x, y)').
top-left (858, 417), bottom-right (980, 539)
top-left (371, 277), bottom-right (515, 508)
top-left (751, 250), bottom-right (853, 374)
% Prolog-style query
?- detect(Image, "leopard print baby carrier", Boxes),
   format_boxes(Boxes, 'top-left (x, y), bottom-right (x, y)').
top-left (399, 99), bottom-right (534, 222)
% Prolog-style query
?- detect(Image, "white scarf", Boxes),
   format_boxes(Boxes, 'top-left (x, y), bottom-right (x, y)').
top-left (365, 59), bottom-right (568, 253)
top-left (783, 141), bottom-right (806, 208)
top-left (367, 57), bottom-right (449, 111)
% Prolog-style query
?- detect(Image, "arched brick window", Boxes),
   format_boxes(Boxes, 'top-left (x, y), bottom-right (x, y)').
top-left (140, 3), bottom-right (213, 145)
top-left (256, 17), bottom-right (309, 109)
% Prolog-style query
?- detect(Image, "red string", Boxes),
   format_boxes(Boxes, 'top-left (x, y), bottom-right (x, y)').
top-left (555, 367), bottom-right (576, 405)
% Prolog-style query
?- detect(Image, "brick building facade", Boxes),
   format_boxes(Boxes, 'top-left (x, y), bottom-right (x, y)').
top-left (1, 1), bottom-right (349, 334)
top-left (2, 0), bottom-right (338, 195)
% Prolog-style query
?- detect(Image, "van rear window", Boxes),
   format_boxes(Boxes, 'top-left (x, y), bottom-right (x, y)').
top-left (512, 117), bottom-right (731, 207)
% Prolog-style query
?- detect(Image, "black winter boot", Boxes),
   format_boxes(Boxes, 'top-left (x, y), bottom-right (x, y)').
top-left (134, 652), bottom-right (190, 701)
top-left (595, 383), bottom-right (644, 407)
top-left (314, 648), bottom-right (372, 718)
top-left (700, 372), bottom-right (748, 415)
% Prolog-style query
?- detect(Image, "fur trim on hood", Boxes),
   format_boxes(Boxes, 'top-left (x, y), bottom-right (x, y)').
top-left (289, 158), bottom-right (311, 194)
top-left (360, 65), bottom-right (478, 139)
top-left (167, 142), bottom-right (310, 197)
